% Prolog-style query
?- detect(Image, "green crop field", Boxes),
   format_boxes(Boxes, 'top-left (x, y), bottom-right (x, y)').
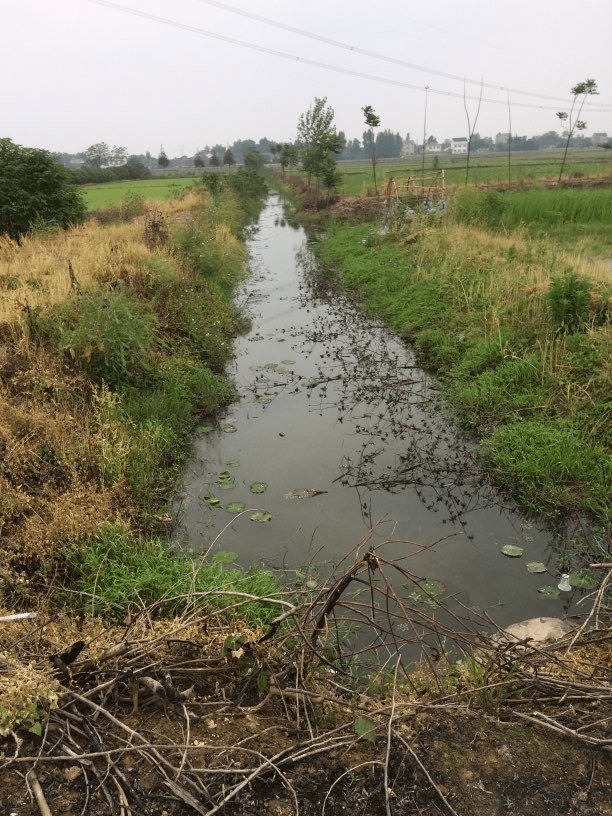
top-left (336, 149), bottom-right (612, 196)
top-left (82, 177), bottom-right (197, 210)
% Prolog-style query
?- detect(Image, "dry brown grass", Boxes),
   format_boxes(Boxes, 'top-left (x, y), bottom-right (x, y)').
top-left (0, 189), bottom-right (212, 327)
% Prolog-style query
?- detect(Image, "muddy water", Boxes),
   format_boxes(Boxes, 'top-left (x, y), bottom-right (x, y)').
top-left (174, 195), bottom-right (571, 627)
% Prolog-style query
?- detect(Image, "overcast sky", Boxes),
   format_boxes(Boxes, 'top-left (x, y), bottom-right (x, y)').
top-left (4, 0), bottom-right (611, 157)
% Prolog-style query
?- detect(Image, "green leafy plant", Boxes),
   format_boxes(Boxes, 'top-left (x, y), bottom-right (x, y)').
top-left (547, 270), bottom-right (591, 334)
top-left (34, 290), bottom-right (158, 389)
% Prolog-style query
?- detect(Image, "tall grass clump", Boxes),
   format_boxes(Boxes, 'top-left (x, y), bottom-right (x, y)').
top-left (33, 290), bottom-right (158, 390)
top-left (547, 269), bottom-right (591, 334)
top-left (62, 521), bottom-right (283, 626)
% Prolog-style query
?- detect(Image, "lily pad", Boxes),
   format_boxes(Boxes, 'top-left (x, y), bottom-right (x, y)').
top-left (202, 492), bottom-right (221, 507)
top-left (250, 511), bottom-right (272, 523)
top-left (538, 585), bottom-right (560, 600)
top-left (225, 460), bottom-right (240, 468)
top-left (226, 501), bottom-right (246, 514)
top-left (569, 570), bottom-right (598, 589)
top-left (223, 425), bottom-right (237, 433)
top-left (218, 471), bottom-right (236, 490)
top-left (526, 561), bottom-right (547, 574)
top-left (501, 544), bottom-right (523, 558)
top-left (284, 488), bottom-right (327, 500)
top-left (249, 482), bottom-right (268, 494)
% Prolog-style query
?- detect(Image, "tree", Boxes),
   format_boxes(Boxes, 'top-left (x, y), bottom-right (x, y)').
top-left (297, 97), bottom-right (343, 189)
top-left (109, 145), bottom-right (128, 166)
top-left (223, 149), bottom-right (235, 168)
top-left (362, 105), bottom-right (381, 193)
top-left (243, 149), bottom-right (263, 169)
top-left (209, 153), bottom-right (220, 167)
top-left (556, 79), bottom-right (599, 183)
top-left (279, 143), bottom-right (298, 178)
top-left (194, 153), bottom-right (205, 168)
top-left (85, 142), bottom-right (111, 168)
top-left (158, 148), bottom-right (169, 168)
top-left (0, 138), bottom-right (86, 243)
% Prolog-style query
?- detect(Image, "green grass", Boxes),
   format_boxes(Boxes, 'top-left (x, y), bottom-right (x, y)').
top-left (82, 177), bottom-right (196, 210)
top-left (62, 521), bottom-right (284, 625)
top-left (316, 193), bottom-right (612, 528)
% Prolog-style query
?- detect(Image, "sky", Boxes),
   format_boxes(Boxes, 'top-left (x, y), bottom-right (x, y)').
top-left (3, 0), bottom-right (611, 157)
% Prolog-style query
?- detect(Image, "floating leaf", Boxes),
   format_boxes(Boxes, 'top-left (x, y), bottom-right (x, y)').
top-left (264, 362), bottom-right (279, 370)
top-left (281, 360), bottom-right (295, 365)
top-left (225, 460), bottom-right (240, 468)
top-left (249, 482), bottom-right (268, 494)
top-left (200, 422), bottom-right (215, 433)
top-left (218, 471), bottom-right (236, 490)
top-left (538, 585), bottom-right (559, 600)
top-left (501, 544), bottom-right (523, 558)
top-left (284, 488), bottom-right (327, 500)
top-left (225, 501), bottom-right (246, 514)
top-left (202, 493), bottom-right (221, 507)
top-left (354, 716), bottom-right (376, 743)
top-left (250, 511), bottom-right (272, 523)
top-left (569, 570), bottom-right (598, 589)
top-left (526, 561), bottom-right (547, 574)
top-left (223, 425), bottom-right (237, 433)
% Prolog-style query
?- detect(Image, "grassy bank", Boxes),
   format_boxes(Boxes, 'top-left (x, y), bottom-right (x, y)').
top-left (316, 186), bottom-right (612, 535)
top-left (0, 170), bottom-right (279, 623)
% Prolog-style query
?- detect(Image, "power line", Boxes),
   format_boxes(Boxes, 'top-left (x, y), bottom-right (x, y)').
top-left (85, 0), bottom-right (612, 113)
top-left (193, 0), bottom-right (611, 109)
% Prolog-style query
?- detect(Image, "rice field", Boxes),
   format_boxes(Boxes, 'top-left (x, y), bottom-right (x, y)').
top-left (82, 177), bottom-right (197, 210)
top-left (337, 149), bottom-right (612, 196)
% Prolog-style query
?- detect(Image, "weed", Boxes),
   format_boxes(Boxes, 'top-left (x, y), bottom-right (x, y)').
top-left (33, 290), bottom-right (158, 389)
top-left (547, 270), bottom-right (591, 334)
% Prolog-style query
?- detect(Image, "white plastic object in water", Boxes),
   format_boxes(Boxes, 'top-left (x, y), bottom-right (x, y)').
top-left (558, 574), bottom-right (572, 592)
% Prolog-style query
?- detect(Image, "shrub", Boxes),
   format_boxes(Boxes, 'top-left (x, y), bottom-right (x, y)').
top-left (0, 138), bottom-right (86, 242)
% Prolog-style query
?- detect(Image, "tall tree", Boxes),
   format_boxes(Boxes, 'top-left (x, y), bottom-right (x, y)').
top-left (194, 153), bottom-right (205, 168)
top-left (556, 79), bottom-right (599, 183)
top-left (85, 142), bottom-right (111, 168)
top-left (158, 148), bottom-right (169, 168)
top-left (209, 152), bottom-right (220, 167)
top-left (362, 105), bottom-right (381, 193)
top-left (297, 97), bottom-right (342, 189)
top-left (223, 149), bottom-right (235, 168)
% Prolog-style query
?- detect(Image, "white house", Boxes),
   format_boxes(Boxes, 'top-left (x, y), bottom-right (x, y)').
top-left (451, 137), bottom-right (468, 154)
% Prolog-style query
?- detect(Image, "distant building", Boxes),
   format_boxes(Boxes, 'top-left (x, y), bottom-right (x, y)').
top-left (495, 132), bottom-right (510, 145)
top-left (451, 137), bottom-right (468, 154)
top-left (424, 142), bottom-right (443, 154)
top-left (402, 133), bottom-right (416, 156)
top-left (592, 132), bottom-right (608, 146)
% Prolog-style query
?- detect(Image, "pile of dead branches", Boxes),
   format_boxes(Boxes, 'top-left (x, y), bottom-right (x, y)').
top-left (1, 540), bottom-right (610, 815)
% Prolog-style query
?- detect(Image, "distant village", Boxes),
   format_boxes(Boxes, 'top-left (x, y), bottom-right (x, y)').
top-left (53, 129), bottom-right (610, 172)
